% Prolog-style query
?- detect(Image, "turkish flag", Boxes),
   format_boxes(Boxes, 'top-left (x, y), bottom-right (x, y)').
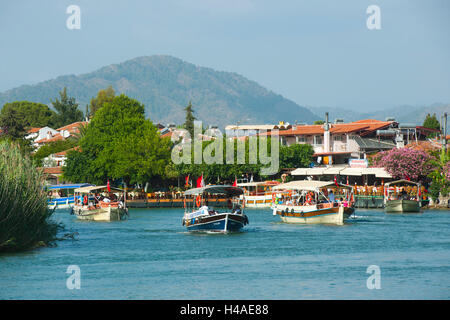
top-left (185, 175), bottom-right (190, 187)
top-left (233, 177), bottom-right (237, 187)
top-left (196, 174), bottom-right (205, 188)
top-left (334, 176), bottom-right (338, 186)
top-left (107, 179), bottom-right (111, 192)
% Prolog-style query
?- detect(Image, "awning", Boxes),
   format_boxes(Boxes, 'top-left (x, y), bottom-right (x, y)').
top-left (273, 180), bottom-right (351, 191)
top-left (339, 168), bottom-right (363, 176)
top-left (291, 168), bottom-right (309, 175)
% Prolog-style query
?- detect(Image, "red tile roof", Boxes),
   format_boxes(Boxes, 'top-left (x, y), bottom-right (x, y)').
top-left (27, 127), bottom-right (41, 133)
top-left (160, 131), bottom-right (173, 139)
top-left (57, 121), bottom-right (88, 133)
top-left (53, 146), bottom-right (80, 156)
top-left (35, 133), bottom-right (64, 144)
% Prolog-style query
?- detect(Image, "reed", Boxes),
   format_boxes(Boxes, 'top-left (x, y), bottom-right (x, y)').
top-left (0, 141), bottom-right (59, 252)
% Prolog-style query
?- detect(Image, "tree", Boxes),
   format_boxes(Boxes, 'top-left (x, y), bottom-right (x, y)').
top-left (184, 101), bottom-right (196, 138)
top-left (63, 94), bottom-right (172, 186)
top-left (279, 143), bottom-right (314, 168)
top-left (88, 85), bottom-right (115, 116)
top-left (51, 87), bottom-right (83, 128)
top-left (0, 101), bottom-right (57, 128)
top-left (313, 120), bottom-right (325, 125)
top-left (32, 138), bottom-right (78, 167)
top-left (422, 113), bottom-right (441, 138)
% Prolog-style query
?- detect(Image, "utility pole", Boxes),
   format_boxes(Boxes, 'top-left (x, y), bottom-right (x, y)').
top-left (444, 113), bottom-right (447, 153)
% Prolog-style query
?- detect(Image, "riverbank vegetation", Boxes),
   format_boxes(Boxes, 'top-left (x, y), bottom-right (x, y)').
top-left (0, 141), bottom-right (59, 252)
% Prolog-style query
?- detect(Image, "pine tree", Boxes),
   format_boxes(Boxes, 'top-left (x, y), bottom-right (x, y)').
top-left (184, 101), bottom-right (196, 138)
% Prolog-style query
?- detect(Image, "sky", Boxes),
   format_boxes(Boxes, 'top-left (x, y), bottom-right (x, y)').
top-left (0, 0), bottom-right (449, 112)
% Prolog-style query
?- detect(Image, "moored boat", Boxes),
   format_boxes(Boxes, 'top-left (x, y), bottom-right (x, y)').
top-left (237, 181), bottom-right (280, 208)
top-left (384, 179), bottom-right (421, 213)
top-left (182, 185), bottom-right (249, 232)
top-left (46, 183), bottom-right (92, 210)
top-left (271, 180), bottom-right (355, 225)
top-left (72, 185), bottom-right (128, 221)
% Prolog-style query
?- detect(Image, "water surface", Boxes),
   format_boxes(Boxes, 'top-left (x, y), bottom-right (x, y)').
top-left (1, 208), bottom-right (449, 299)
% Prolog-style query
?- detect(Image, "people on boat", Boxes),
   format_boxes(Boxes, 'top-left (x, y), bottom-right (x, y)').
top-left (328, 190), bottom-right (335, 203)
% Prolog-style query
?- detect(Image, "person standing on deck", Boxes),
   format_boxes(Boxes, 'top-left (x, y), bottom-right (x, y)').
top-left (328, 190), bottom-right (335, 203)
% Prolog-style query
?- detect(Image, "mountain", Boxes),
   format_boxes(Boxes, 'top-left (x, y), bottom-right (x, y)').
top-left (308, 103), bottom-right (450, 125)
top-left (0, 55), bottom-right (320, 128)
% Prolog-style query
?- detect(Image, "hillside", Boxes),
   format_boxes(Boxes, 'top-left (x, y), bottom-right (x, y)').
top-left (0, 55), bottom-right (320, 128)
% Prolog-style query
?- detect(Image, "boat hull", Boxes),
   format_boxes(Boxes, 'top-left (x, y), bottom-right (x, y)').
top-left (184, 213), bottom-right (248, 232)
top-left (274, 204), bottom-right (354, 225)
top-left (73, 206), bottom-right (128, 221)
top-left (385, 199), bottom-right (421, 213)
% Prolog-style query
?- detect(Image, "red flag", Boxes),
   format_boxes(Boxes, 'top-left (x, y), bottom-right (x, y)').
top-left (233, 176), bottom-right (237, 187)
top-left (334, 176), bottom-right (338, 186)
top-left (196, 174), bottom-right (205, 188)
top-left (107, 179), bottom-right (111, 192)
top-left (185, 175), bottom-right (190, 187)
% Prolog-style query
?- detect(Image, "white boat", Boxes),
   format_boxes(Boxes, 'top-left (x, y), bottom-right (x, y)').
top-left (182, 185), bottom-right (249, 232)
top-left (237, 181), bottom-right (281, 208)
top-left (72, 185), bottom-right (128, 221)
top-left (384, 179), bottom-right (421, 213)
top-left (272, 180), bottom-right (355, 225)
top-left (46, 183), bottom-right (92, 209)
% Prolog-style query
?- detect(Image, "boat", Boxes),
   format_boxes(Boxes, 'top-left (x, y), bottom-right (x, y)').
top-left (182, 185), bottom-right (249, 232)
top-left (384, 179), bottom-right (421, 213)
top-left (271, 180), bottom-right (355, 225)
top-left (72, 185), bottom-right (128, 221)
top-left (46, 183), bottom-right (92, 209)
top-left (237, 181), bottom-right (281, 208)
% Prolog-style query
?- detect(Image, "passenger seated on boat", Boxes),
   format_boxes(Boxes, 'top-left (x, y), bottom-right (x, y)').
top-left (103, 197), bottom-right (111, 203)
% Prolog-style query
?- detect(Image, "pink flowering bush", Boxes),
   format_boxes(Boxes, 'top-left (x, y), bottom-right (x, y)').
top-left (372, 148), bottom-right (436, 180)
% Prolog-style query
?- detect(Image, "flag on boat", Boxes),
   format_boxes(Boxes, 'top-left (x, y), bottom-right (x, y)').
top-left (107, 179), bottom-right (111, 192)
top-left (196, 174), bottom-right (205, 188)
top-left (233, 176), bottom-right (237, 187)
top-left (185, 175), bottom-right (190, 187)
top-left (334, 175), bottom-right (338, 186)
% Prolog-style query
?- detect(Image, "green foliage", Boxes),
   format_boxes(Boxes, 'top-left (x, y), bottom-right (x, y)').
top-left (422, 113), bottom-right (441, 138)
top-left (0, 101), bottom-right (57, 129)
top-left (51, 87), bottom-right (84, 128)
top-left (64, 94), bottom-right (171, 185)
top-left (88, 85), bottom-right (115, 116)
top-left (173, 136), bottom-right (276, 184)
top-left (32, 138), bottom-right (78, 167)
top-left (184, 101), bottom-right (196, 138)
top-left (313, 120), bottom-right (325, 125)
top-left (279, 143), bottom-right (314, 168)
top-left (0, 141), bottom-right (59, 252)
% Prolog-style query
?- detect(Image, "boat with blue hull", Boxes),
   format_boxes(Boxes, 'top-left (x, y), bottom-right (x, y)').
top-left (46, 183), bottom-right (92, 209)
top-left (182, 185), bottom-right (249, 233)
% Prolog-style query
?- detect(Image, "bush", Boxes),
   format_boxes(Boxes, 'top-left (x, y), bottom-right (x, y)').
top-left (0, 141), bottom-right (59, 252)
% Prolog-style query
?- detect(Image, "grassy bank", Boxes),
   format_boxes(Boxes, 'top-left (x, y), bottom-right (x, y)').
top-left (0, 141), bottom-right (59, 252)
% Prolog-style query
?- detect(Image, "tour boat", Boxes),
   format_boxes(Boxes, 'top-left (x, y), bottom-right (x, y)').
top-left (46, 183), bottom-right (92, 210)
top-left (72, 185), bottom-right (128, 221)
top-left (271, 180), bottom-right (355, 225)
top-left (237, 181), bottom-right (280, 208)
top-left (384, 179), bottom-right (421, 213)
top-left (182, 185), bottom-right (249, 232)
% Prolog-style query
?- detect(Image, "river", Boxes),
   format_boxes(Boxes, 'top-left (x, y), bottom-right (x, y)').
top-left (1, 208), bottom-right (449, 299)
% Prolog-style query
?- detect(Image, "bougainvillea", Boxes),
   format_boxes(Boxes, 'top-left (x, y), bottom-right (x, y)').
top-left (372, 148), bottom-right (436, 181)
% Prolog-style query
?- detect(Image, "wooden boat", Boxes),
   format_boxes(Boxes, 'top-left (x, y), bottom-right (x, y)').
top-left (182, 185), bottom-right (249, 232)
top-left (384, 179), bottom-right (421, 213)
top-left (237, 181), bottom-right (280, 208)
top-left (72, 185), bottom-right (128, 221)
top-left (271, 180), bottom-right (355, 225)
top-left (46, 183), bottom-right (92, 210)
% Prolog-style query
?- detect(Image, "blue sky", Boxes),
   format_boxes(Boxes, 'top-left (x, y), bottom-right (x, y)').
top-left (0, 0), bottom-right (449, 112)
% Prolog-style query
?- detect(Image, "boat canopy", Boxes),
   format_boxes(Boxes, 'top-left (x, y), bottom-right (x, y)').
top-left (273, 180), bottom-right (352, 192)
top-left (74, 185), bottom-right (125, 193)
top-left (385, 179), bottom-right (421, 187)
top-left (47, 183), bottom-right (92, 190)
top-left (184, 185), bottom-right (244, 197)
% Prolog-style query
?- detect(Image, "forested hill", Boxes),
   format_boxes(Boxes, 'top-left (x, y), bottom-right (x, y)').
top-left (0, 55), bottom-right (320, 127)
